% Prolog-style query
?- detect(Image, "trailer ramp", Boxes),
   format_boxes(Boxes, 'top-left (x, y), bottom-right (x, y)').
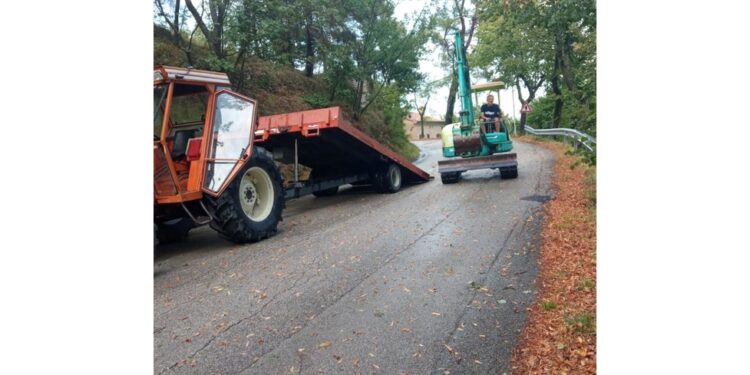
top-left (254, 107), bottom-right (430, 198)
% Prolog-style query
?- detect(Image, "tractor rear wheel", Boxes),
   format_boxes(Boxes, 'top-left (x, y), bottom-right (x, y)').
top-left (205, 147), bottom-right (284, 243)
top-left (374, 163), bottom-right (402, 193)
top-left (500, 167), bottom-right (518, 179)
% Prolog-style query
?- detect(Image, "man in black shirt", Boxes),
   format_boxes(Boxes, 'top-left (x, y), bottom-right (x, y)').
top-left (479, 94), bottom-right (502, 133)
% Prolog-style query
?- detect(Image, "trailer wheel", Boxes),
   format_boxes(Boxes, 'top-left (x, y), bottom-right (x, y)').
top-left (310, 168), bottom-right (339, 197)
top-left (375, 163), bottom-right (402, 193)
top-left (156, 217), bottom-right (193, 244)
top-left (205, 147), bottom-right (284, 243)
top-left (440, 172), bottom-right (460, 184)
top-left (313, 186), bottom-right (339, 197)
top-left (500, 167), bottom-right (518, 179)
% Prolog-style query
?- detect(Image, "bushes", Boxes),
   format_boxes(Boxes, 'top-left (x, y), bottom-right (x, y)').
top-left (357, 86), bottom-right (420, 161)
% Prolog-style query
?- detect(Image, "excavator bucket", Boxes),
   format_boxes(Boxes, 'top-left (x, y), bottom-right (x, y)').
top-left (453, 133), bottom-right (483, 155)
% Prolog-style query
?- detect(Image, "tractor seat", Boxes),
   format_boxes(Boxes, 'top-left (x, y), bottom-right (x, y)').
top-left (171, 129), bottom-right (199, 160)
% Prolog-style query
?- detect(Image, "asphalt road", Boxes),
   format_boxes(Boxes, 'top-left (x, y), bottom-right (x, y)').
top-left (154, 139), bottom-right (555, 374)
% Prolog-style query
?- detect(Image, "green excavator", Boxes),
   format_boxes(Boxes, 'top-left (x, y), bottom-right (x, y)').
top-left (438, 31), bottom-right (518, 184)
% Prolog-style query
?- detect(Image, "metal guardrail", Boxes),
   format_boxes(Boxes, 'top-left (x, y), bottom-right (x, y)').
top-left (524, 125), bottom-right (596, 152)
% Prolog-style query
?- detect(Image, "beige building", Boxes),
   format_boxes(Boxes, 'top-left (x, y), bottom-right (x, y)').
top-left (403, 112), bottom-right (445, 140)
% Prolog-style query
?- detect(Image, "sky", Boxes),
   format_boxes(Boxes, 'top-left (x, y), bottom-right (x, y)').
top-left (394, 0), bottom-right (539, 121)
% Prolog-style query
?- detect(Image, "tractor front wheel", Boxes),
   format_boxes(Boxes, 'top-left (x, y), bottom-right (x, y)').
top-left (156, 217), bottom-right (193, 244)
top-left (205, 147), bottom-right (284, 243)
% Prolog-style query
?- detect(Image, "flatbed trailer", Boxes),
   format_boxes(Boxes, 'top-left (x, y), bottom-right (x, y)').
top-left (254, 107), bottom-right (431, 199)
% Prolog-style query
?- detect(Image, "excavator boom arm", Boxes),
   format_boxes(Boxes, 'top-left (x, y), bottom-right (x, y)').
top-left (454, 31), bottom-right (474, 129)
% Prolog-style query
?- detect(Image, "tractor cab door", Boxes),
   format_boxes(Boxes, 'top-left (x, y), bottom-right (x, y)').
top-left (154, 82), bottom-right (211, 200)
top-left (202, 90), bottom-right (257, 196)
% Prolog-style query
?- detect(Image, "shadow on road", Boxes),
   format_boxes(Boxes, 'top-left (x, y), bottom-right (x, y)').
top-left (154, 183), bottom-right (423, 261)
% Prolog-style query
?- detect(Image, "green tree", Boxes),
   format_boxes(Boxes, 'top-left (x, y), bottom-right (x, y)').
top-left (412, 77), bottom-right (446, 138)
top-left (154, 0), bottom-right (203, 66)
top-left (184, 0), bottom-right (234, 62)
top-left (473, 0), bottom-right (551, 133)
top-left (433, 0), bottom-right (477, 124)
top-left (473, 0), bottom-right (595, 135)
top-left (345, 0), bottom-right (432, 119)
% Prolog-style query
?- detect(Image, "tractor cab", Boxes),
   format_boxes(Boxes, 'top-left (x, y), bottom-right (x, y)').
top-left (153, 66), bottom-right (257, 206)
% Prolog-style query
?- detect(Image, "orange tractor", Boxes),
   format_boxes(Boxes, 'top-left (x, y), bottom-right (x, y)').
top-left (154, 66), bottom-right (429, 244)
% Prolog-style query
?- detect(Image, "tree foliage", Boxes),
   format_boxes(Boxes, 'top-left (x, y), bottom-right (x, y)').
top-left (432, 0), bottom-right (477, 124)
top-left (472, 0), bottom-right (596, 147)
top-left (153, 0), bottom-right (432, 160)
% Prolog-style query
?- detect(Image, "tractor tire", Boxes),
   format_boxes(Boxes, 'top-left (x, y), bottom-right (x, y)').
top-left (500, 167), bottom-right (518, 179)
top-left (204, 147), bottom-right (284, 243)
top-left (312, 186), bottom-right (339, 197)
top-left (440, 172), bottom-right (460, 184)
top-left (156, 217), bottom-right (193, 244)
top-left (374, 163), bottom-right (402, 194)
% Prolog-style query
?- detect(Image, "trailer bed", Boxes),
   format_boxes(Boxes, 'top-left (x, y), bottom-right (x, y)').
top-left (254, 107), bottom-right (430, 198)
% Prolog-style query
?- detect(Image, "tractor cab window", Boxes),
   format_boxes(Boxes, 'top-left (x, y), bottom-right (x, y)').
top-left (167, 84), bottom-right (210, 161)
top-left (169, 85), bottom-right (209, 129)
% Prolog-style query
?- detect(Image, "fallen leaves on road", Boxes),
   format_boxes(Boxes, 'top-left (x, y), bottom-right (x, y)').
top-left (319, 340), bottom-right (332, 349)
top-left (511, 138), bottom-right (596, 375)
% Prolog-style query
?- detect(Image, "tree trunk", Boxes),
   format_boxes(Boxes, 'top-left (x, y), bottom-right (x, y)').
top-left (551, 46), bottom-right (564, 128)
top-left (352, 80), bottom-right (364, 120)
top-left (328, 79), bottom-right (339, 102)
top-left (287, 31), bottom-right (295, 68)
top-left (551, 76), bottom-right (563, 128)
top-left (445, 75), bottom-right (458, 124)
top-left (304, 15), bottom-right (315, 77)
top-left (173, 0), bottom-right (182, 45)
top-left (185, 0), bottom-right (225, 59)
top-left (515, 80), bottom-right (526, 135)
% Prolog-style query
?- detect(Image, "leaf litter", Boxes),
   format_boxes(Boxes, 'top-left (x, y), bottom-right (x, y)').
top-left (510, 138), bottom-right (596, 375)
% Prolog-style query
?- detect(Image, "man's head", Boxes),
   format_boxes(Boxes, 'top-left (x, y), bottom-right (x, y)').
top-left (486, 94), bottom-right (494, 104)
